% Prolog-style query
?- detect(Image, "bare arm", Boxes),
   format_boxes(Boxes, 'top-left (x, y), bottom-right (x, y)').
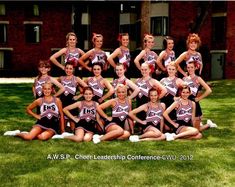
top-left (163, 101), bottom-right (179, 128)
top-left (191, 101), bottom-right (196, 127)
top-left (56, 98), bottom-right (65, 133)
top-left (99, 79), bottom-right (114, 103)
top-left (26, 99), bottom-right (41, 120)
top-left (96, 99), bottom-right (115, 121)
top-left (107, 48), bottom-right (121, 68)
top-left (151, 79), bottom-right (167, 99)
top-left (175, 52), bottom-right (188, 77)
top-left (126, 79), bottom-right (140, 99)
top-left (134, 50), bottom-right (145, 71)
top-left (50, 48), bottom-right (67, 70)
top-left (78, 50), bottom-right (93, 72)
top-left (156, 51), bottom-right (167, 72)
top-left (128, 104), bottom-right (147, 125)
top-left (63, 102), bottom-right (81, 123)
top-left (195, 77), bottom-right (212, 102)
top-left (50, 77), bottom-right (65, 97)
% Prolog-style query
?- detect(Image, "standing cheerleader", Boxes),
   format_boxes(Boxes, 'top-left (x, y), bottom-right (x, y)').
top-left (134, 34), bottom-right (158, 78)
top-left (50, 32), bottom-right (91, 75)
top-left (62, 87), bottom-right (103, 142)
top-left (163, 85), bottom-right (202, 141)
top-left (81, 63), bottom-right (114, 104)
top-left (78, 33), bottom-right (108, 71)
top-left (128, 88), bottom-right (166, 142)
top-left (175, 33), bottom-right (203, 77)
top-left (112, 63), bottom-right (140, 100)
top-left (94, 84), bottom-right (132, 143)
top-left (156, 36), bottom-right (175, 79)
top-left (107, 33), bottom-right (131, 78)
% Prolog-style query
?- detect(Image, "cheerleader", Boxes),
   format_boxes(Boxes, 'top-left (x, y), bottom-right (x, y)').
top-left (112, 63), bottom-right (140, 99)
top-left (94, 84), bottom-right (132, 143)
top-left (156, 36), bottom-right (175, 79)
top-left (16, 82), bottom-right (64, 140)
top-left (163, 85), bottom-right (202, 141)
top-left (129, 88), bottom-right (166, 142)
top-left (62, 87), bottom-right (103, 142)
top-left (183, 61), bottom-right (216, 131)
top-left (175, 33), bottom-right (203, 77)
top-left (50, 32), bottom-right (91, 75)
top-left (58, 62), bottom-right (87, 131)
top-left (78, 33), bottom-right (108, 71)
top-left (134, 34), bottom-right (158, 78)
top-left (107, 33), bottom-right (131, 78)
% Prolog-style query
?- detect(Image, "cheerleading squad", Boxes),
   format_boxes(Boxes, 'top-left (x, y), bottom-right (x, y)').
top-left (4, 32), bottom-right (217, 143)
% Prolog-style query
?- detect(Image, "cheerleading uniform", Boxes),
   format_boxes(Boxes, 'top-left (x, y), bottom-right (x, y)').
top-left (143, 103), bottom-right (164, 132)
top-left (75, 101), bottom-right (97, 133)
top-left (105, 99), bottom-right (131, 130)
top-left (34, 97), bottom-right (60, 134)
top-left (87, 77), bottom-right (104, 102)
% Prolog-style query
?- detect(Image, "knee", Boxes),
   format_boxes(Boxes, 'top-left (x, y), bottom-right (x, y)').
top-left (22, 134), bottom-right (34, 140)
top-left (37, 134), bottom-right (49, 141)
top-left (195, 132), bottom-right (203, 139)
top-left (116, 128), bottom-right (124, 137)
top-left (83, 136), bottom-right (92, 142)
top-left (191, 128), bottom-right (200, 136)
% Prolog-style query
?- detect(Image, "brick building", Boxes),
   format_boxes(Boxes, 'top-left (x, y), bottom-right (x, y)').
top-left (0, 1), bottom-right (234, 79)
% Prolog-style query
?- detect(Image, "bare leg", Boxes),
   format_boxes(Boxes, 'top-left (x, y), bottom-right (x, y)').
top-left (16, 126), bottom-right (43, 140)
top-left (100, 125), bottom-right (124, 141)
top-left (83, 132), bottom-right (93, 142)
top-left (174, 127), bottom-right (200, 140)
top-left (117, 130), bottom-right (130, 140)
top-left (37, 129), bottom-right (55, 140)
top-left (194, 118), bottom-right (201, 130)
top-left (65, 128), bottom-right (84, 142)
top-left (139, 134), bottom-right (166, 141)
top-left (140, 127), bottom-right (165, 141)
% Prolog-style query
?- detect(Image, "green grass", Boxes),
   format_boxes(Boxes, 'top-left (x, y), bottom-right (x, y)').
top-left (0, 80), bottom-right (235, 187)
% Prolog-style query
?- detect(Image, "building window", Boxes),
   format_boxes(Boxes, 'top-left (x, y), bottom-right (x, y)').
top-left (0, 24), bottom-right (7, 43)
top-left (0, 4), bottom-right (6, 15)
top-left (151, 16), bottom-right (168, 36)
top-left (25, 24), bottom-right (41, 43)
top-left (0, 49), bottom-right (12, 69)
top-left (212, 16), bottom-right (226, 43)
top-left (25, 4), bottom-right (40, 17)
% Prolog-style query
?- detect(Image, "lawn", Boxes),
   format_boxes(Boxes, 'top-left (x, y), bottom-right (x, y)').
top-left (0, 80), bottom-right (234, 187)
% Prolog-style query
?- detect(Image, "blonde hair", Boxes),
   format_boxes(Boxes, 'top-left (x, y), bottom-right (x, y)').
top-left (92, 33), bottom-right (103, 44)
top-left (66, 32), bottom-right (77, 46)
top-left (115, 83), bottom-right (127, 93)
top-left (143, 34), bottom-right (154, 45)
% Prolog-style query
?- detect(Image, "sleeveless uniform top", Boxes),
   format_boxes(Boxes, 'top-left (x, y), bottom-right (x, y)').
top-left (183, 76), bottom-right (200, 96)
top-left (90, 49), bottom-right (107, 66)
top-left (112, 77), bottom-right (127, 90)
top-left (160, 77), bottom-right (178, 97)
top-left (87, 77), bottom-right (104, 98)
top-left (60, 75), bottom-right (78, 96)
top-left (119, 48), bottom-right (131, 68)
top-left (164, 50), bottom-right (175, 67)
top-left (64, 48), bottom-right (81, 67)
top-left (176, 99), bottom-right (193, 123)
top-left (112, 99), bottom-right (131, 121)
top-left (143, 51), bottom-right (158, 72)
top-left (34, 76), bottom-right (51, 98)
top-left (146, 103), bottom-right (164, 126)
top-left (79, 101), bottom-right (97, 122)
top-left (185, 52), bottom-right (202, 69)
top-left (136, 78), bottom-right (153, 98)
top-left (40, 97), bottom-right (59, 119)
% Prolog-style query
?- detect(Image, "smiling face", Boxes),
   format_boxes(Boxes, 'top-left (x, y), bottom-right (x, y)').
top-left (67, 35), bottom-right (77, 47)
top-left (145, 38), bottom-right (155, 49)
top-left (167, 39), bottom-right (174, 50)
top-left (141, 63), bottom-right (150, 77)
top-left (186, 62), bottom-right (196, 75)
top-left (42, 82), bottom-right (53, 96)
top-left (83, 89), bottom-right (94, 101)
top-left (180, 87), bottom-right (191, 100)
top-left (38, 66), bottom-right (50, 75)
top-left (65, 64), bottom-right (74, 76)
top-left (149, 90), bottom-right (158, 103)
top-left (93, 36), bottom-right (103, 48)
top-left (121, 35), bottom-right (129, 47)
top-left (115, 64), bottom-right (125, 78)
top-left (92, 64), bottom-right (102, 76)
top-left (116, 85), bottom-right (127, 100)
top-left (167, 64), bottom-right (177, 76)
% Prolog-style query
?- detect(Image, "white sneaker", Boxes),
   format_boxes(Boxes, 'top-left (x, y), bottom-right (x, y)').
top-left (166, 133), bottom-right (175, 141)
top-left (129, 135), bottom-right (140, 142)
top-left (62, 132), bottom-right (74, 137)
top-left (4, 130), bottom-right (20, 136)
top-left (207, 119), bottom-right (217, 128)
top-left (52, 134), bottom-right (64, 139)
top-left (93, 134), bottom-right (101, 144)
